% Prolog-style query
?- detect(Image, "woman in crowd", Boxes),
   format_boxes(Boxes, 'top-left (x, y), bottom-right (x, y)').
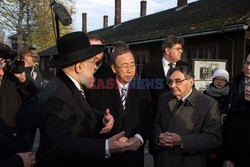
top-left (203, 69), bottom-right (230, 123)
top-left (203, 69), bottom-right (230, 167)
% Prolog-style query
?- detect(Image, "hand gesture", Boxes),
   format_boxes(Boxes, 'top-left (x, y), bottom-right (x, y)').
top-left (223, 160), bottom-right (234, 167)
top-left (158, 132), bottom-right (182, 148)
top-left (0, 58), bottom-right (6, 69)
top-left (108, 131), bottom-right (136, 153)
top-left (129, 136), bottom-right (142, 151)
top-left (14, 71), bottom-right (26, 83)
top-left (100, 109), bottom-right (114, 134)
top-left (17, 152), bottom-right (36, 167)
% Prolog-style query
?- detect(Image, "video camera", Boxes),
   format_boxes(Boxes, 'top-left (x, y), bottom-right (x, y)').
top-left (0, 43), bottom-right (24, 73)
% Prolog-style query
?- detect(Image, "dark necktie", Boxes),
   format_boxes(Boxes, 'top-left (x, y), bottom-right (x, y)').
top-left (166, 63), bottom-right (174, 79)
top-left (172, 99), bottom-right (183, 113)
top-left (121, 87), bottom-right (127, 111)
top-left (79, 89), bottom-right (86, 98)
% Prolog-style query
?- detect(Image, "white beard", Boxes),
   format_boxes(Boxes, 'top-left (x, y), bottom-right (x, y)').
top-left (79, 75), bottom-right (94, 88)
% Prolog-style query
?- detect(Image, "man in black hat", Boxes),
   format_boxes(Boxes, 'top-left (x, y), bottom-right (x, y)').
top-left (36, 32), bottom-right (136, 167)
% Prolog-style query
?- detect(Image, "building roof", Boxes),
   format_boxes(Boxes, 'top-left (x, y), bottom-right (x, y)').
top-left (87, 0), bottom-right (250, 45)
top-left (39, 45), bottom-right (58, 56)
top-left (8, 34), bottom-right (17, 39)
top-left (40, 0), bottom-right (250, 55)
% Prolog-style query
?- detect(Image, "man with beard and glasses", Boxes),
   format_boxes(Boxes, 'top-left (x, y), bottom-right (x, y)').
top-left (36, 32), bottom-right (137, 167)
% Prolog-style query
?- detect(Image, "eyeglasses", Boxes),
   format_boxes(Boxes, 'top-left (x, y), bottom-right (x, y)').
top-left (115, 64), bottom-right (136, 71)
top-left (171, 47), bottom-right (183, 52)
top-left (214, 77), bottom-right (227, 82)
top-left (167, 78), bottom-right (187, 86)
top-left (244, 61), bottom-right (250, 67)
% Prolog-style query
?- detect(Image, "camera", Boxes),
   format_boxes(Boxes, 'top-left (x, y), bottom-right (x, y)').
top-left (0, 43), bottom-right (24, 73)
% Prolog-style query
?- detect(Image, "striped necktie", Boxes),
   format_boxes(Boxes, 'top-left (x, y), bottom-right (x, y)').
top-left (121, 87), bottom-right (127, 111)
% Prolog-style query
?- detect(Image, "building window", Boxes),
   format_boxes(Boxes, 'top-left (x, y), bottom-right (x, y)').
top-left (186, 44), bottom-right (218, 59)
top-left (134, 50), bottom-right (150, 78)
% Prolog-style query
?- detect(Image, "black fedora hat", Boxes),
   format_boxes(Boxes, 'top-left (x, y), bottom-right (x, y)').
top-left (49, 31), bottom-right (105, 67)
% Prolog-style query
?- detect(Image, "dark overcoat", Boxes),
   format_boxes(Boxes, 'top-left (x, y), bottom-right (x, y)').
top-left (36, 70), bottom-right (106, 167)
top-left (153, 89), bottom-right (222, 167)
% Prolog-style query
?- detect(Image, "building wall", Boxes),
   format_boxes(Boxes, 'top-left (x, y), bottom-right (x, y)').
top-left (129, 30), bottom-right (246, 79)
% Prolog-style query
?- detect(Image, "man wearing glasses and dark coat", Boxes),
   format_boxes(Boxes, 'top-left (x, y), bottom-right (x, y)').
top-left (152, 66), bottom-right (222, 167)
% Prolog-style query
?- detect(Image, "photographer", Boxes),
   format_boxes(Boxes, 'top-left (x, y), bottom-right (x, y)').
top-left (0, 44), bottom-right (37, 167)
top-left (19, 45), bottom-right (43, 151)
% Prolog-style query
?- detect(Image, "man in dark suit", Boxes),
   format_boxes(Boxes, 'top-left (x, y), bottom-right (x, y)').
top-left (153, 66), bottom-right (222, 167)
top-left (36, 32), bottom-right (137, 167)
top-left (141, 35), bottom-right (188, 116)
top-left (226, 54), bottom-right (250, 117)
top-left (141, 35), bottom-right (188, 157)
top-left (89, 47), bottom-right (153, 167)
top-left (88, 35), bottom-right (115, 80)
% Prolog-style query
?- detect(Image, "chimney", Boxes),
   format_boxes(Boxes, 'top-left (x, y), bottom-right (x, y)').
top-left (82, 13), bottom-right (87, 33)
top-left (103, 15), bottom-right (108, 28)
top-left (140, 0), bottom-right (147, 17)
top-left (115, 0), bottom-right (121, 25)
top-left (177, 0), bottom-right (187, 7)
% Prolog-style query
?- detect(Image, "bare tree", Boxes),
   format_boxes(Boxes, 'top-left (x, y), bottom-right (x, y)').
top-left (0, 0), bottom-right (75, 51)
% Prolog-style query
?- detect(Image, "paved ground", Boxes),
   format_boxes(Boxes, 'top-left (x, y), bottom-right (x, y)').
top-left (33, 130), bottom-right (154, 167)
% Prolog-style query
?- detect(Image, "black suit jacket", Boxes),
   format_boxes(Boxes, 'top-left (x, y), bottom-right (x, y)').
top-left (89, 79), bottom-right (153, 167)
top-left (141, 58), bottom-right (188, 115)
top-left (94, 61), bottom-right (115, 81)
top-left (0, 155), bottom-right (23, 167)
top-left (36, 70), bottom-right (106, 167)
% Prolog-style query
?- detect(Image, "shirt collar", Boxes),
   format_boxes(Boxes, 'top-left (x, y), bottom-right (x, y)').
top-left (116, 79), bottom-right (129, 90)
top-left (162, 56), bottom-right (176, 67)
top-left (65, 72), bottom-right (82, 91)
top-left (181, 88), bottom-right (193, 102)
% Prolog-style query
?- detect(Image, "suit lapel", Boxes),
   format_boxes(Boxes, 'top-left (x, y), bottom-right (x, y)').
top-left (154, 59), bottom-right (167, 86)
top-left (168, 98), bottom-right (177, 114)
top-left (103, 83), bottom-right (124, 119)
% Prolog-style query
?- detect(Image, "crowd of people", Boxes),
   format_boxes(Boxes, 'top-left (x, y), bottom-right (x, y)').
top-left (0, 32), bottom-right (249, 167)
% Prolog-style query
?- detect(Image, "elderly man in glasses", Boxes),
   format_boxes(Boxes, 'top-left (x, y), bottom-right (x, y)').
top-left (227, 53), bottom-right (250, 117)
top-left (152, 65), bottom-right (222, 167)
top-left (222, 78), bottom-right (250, 167)
top-left (88, 46), bottom-right (153, 167)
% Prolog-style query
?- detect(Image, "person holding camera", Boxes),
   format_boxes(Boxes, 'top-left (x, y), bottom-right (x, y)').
top-left (19, 45), bottom-right (43, 151)
top-left (0, 44), bottom-right (37, 167)
top-left (0, 58), bottom-right (36, 167)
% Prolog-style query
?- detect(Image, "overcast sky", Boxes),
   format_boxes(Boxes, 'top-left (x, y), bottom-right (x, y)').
top-left (73, 0), bottom-right (199, 32)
